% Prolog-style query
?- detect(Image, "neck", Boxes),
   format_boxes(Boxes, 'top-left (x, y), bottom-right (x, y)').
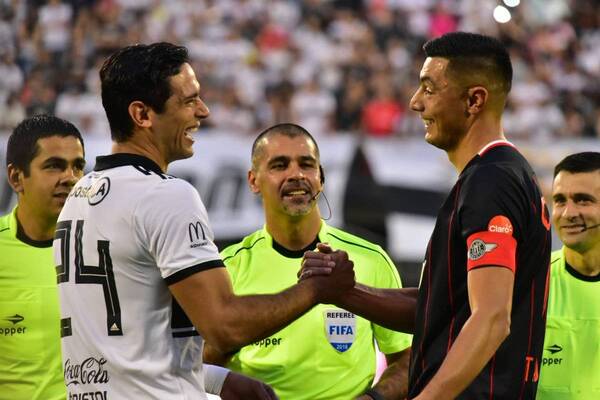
top-left (266, 210), bottom-right (322, 251)
top-left (564, 246), bottom-right (600, 277)
top-left (447, 114), bottom-right (505, 173)
top-left (15, 204), bottom-right (56, 241)
top-left (112, 131), bottom-right (168, 172)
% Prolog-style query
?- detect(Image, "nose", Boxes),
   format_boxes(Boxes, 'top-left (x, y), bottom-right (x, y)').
top-left (60, 167), bottom-right (81, 187)
top-left (288, 163), bottom-right (306, 181)
top-left (196, 98), bottom-right (210, 119)
top-left (561, 200), bottom-right (580, 220)
top-left (409, 88), bottom-right (423, 112)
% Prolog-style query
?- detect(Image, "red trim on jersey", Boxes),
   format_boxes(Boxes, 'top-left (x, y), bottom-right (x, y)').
top-left (446, 186), bottom-right (460, 353)
top-left (466, 231), bottom-right (517, 272)
top-left (478, 140), bottom-right (516, 156)
top-left (420, 242), bottom-right (433, 373)
top-left (543, 264), bottom-right (550, 316)
top-left (489, 354), bottom-right (497, 400)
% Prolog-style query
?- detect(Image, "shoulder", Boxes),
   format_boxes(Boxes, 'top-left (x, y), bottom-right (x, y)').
top-left (221, 230), bottom-right (267, 263)
top-left (551, 249), bottom-right (564, 264)
top-left (550, 249), bottom-right (565, 276)
top-left (0, 213), bottom-right (10, 234)
top-left (323, 226), bottom-right (396, 270)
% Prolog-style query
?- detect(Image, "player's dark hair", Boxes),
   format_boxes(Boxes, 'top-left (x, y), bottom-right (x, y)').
top-left (6, 114), bottom-right (84, 176)
top-left (251, 123), bottom-right (321, 169)
top-left (554, 152), bottom-right (600, 177)
top-left (100, 42), bottom-right (190, 142)
top-left (423, 32), bottom-right (513, 95)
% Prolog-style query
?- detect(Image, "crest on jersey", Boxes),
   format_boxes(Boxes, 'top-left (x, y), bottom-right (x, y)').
top-left (324, 309), bottom-right (356, 352)
top-left (468, 239), bottom-right (497, 260)
top-left (88, 177), bottom-right (111, 206)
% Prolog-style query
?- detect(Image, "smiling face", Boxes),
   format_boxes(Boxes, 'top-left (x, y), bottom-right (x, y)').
top-left (409, 57), bottom-right (469, 152)
top-left (249, 133), bottom-right (322, 219)
top-left (552, 170), bottom-right (600, 253)
top-left (10, 135), bottom-right (85, 222)
top-left (150, 63), bottom-right (209, 164)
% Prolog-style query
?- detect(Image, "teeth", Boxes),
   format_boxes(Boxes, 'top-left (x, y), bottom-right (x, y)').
top-left (287, 190), bottom-right (306, 195)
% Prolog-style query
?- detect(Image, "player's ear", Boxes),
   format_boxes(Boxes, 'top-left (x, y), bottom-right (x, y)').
top-left (466, 86), bottom-right (488, 115)
top-left (248, 169), bottom-right (260, 194)
top-left (128, 100), bottom-right (152, 129)
top-left (7, 163), bottom-right (24, 194)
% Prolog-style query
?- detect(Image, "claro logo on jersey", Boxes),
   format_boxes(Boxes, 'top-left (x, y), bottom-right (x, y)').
top-left (188, 221), bottom-right (208, 248)
top-left (324, 309), bottom-right (356, 352)
top-left (487, 215), bottom-right (513, 236)
top-left (1, 313), bottom-right (27, 336)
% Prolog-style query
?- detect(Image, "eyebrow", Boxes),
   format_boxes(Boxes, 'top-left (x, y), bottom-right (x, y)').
top-left (267, 155), bottom-right (317, 165)
top-left (42, 156), bottom-right (86, 167)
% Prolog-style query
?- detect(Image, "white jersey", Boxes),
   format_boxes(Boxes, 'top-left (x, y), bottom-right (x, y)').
top-left (54, 154), bottom-right (223, 400)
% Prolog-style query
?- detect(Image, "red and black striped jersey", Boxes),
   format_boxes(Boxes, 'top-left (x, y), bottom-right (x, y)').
top-left (408, 141), bottom-right (551, 399)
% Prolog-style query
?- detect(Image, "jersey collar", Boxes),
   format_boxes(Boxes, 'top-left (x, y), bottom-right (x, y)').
top-left (477, 139), bottom-right (516, 156)
top-left (94, 153), bottom-right (164, 174)
top-left (265, 221), bottom-right (327, 259)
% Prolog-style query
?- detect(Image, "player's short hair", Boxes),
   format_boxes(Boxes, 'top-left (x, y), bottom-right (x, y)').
top-left (554, 152), bottom-right (600, 177)
top-left (423, 32), bottom-right (512, 95)
top-left (100, 42), bottom-right (190, 142)
top-left (251, 123), bottom-right (320, 170)
top-left (6, 114), bottom-right (84, 176)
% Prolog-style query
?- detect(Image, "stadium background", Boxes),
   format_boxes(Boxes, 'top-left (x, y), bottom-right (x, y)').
top-left (0, 2), bottom-right (598, 395)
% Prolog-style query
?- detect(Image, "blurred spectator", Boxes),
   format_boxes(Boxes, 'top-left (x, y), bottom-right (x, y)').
top-left (361, 73), bottom-right (404, 137)
top-left (291, 76), bottom-right (335, 136)
top-left (0, 0), bottom-right (597, 140)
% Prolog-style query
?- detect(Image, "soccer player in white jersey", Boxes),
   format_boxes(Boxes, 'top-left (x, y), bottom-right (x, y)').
top-left (54, 42), bottom-right (354, 400)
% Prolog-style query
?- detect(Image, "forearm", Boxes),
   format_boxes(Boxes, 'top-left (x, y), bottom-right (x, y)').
top-left (371, 348), bottom-right (411, 399)
top-left (416, 311), bottom-right (510, 399)
top-left (215, 279), bottom-right (319, 352)
top-left (338, 284), bottom-right (417, 333)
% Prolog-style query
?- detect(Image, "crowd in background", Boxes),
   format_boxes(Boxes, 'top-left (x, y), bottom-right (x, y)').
top-left (0, 0), bottom-right (598, 141)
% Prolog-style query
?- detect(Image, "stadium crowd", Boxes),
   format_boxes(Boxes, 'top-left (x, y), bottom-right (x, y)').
top-left (0, 0), bottom-right (598, 141)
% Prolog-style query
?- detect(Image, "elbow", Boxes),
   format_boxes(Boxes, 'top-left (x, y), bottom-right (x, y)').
top-left (204, 323), bottom-right (249, 354)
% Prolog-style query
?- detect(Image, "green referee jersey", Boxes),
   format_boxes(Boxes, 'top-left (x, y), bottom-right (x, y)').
top-left (537, 248), bottom-right (600, 399)
top-left (0, 208), bottom-right (65, 400)
top-left (222, 222), bottom-right (412, 400)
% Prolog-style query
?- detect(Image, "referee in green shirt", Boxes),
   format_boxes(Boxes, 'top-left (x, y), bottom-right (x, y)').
top-left (0, 115), bottom-right (85, 400)
top-left (538, 152), bottom-right (600, 399)
top-left (204, 123), bottom-right (412, 400)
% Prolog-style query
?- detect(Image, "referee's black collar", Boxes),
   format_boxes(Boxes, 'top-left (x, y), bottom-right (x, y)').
top-left (272, 236), bottom-right (321, 259)
top-left (94, 153), bottom-right (164, 175)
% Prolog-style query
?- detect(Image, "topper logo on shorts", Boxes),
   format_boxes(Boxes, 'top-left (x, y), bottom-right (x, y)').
top-left (488, 215), bottom-right (513, 235)
top-left (468, 239), bottom-right (498, 260)
top-left (1, 314), bottom-right (27, 336)
top-left (324, 309), bottom-right (356, 352)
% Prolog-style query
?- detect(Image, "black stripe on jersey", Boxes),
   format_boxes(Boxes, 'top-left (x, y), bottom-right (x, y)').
top-left (171, 298), bottom-right (199, 338)
top-left (326, 232), bottom-right (397, 275)
top-left (61, 317), bottom-right (72, 338)
top-left (164, 260), bottom-right (224, 285)
top-left (0, 227), bottom-right (9, 233)
top-left (222, 237), bottom-right (265, 263)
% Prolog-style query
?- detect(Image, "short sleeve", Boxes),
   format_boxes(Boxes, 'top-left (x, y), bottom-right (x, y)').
top-left (459, 165), bottom-right (522, 272)
top-left (371, 249), bottom-right (412, 354)
top-left (134, 178), bottom-right (223, 284)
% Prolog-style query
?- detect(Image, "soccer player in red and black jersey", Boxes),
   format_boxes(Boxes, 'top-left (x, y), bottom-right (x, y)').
top-left (301, 32), bottom-right (551, 399)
